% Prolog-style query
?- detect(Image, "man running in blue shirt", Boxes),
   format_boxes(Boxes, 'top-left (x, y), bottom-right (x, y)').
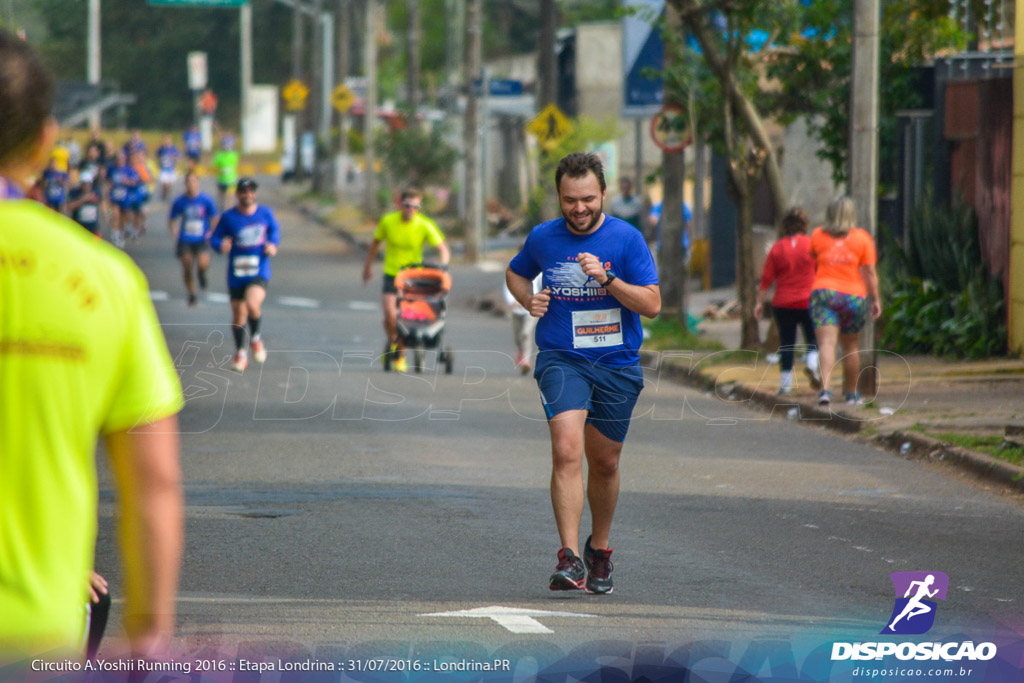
top-left (169, 171), bottom-right (218, 306)
top-left (506, 152), bottom-right (660, 595)
top-left (209, 177), bottom-right (279, 372)
top-left (183, 125), bottom-right (202, 169)
top-left (156, 135), bottom-right (180, 201)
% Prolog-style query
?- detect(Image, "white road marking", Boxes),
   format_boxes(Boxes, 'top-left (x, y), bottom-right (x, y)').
top-left (348, 300), bottom-right (379, 311)
top-left (278, 296), bottom-right (320, 309)
top-left (420, 605), bottom-right (595, 634)
top-left (206, 292), bottom-right (230, 303)
top-left (150, 290), bottom-right (170, 301)
top-left (477, 260), bottom-right (505, 273)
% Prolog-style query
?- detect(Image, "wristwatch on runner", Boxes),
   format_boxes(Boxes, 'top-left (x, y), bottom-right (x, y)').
top-left (601, 270), bottom-right (617, 287)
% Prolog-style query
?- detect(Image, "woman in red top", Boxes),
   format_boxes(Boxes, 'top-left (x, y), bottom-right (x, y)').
top-left (754, 207), bottom-right (821, 395)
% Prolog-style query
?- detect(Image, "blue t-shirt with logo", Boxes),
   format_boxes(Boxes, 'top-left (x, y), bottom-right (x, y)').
top-left (509, 215), bottom-right (658, 367)
top-left (210, 204), bottom-right (280, 289)
top-left (107, 164), bottom-right (138, 206)
top-left (169, 192), bottom-right (218, 244)
top-left (157, 144), bottom-right (180, 171)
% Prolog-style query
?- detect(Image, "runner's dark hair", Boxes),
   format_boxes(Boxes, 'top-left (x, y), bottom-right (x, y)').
top-left (555, 152), bottom-right (606, 194)
top-left (781, 207), bottom-right (808, 236)
top-left (0, 29), bottom-right (54, 166)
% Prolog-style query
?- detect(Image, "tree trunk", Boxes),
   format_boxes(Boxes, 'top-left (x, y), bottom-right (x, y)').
top-left (671, 0), bottom-right (786, 221)
top-left (659, 148), bottom-right (686, 323)
top-left (463, 0), bottom-right (482, 263)
top-left (735, 186), bottom-right (760, 349)
top-left (659, 0), bottom-right (688, 326)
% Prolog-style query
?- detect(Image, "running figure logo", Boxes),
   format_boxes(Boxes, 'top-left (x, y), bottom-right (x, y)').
top-left (881, 571), bottom-right (949, 635)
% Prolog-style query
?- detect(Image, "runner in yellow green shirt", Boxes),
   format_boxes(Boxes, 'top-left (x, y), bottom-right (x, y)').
top-left (211, 133), bottom-right (239, 211)
top-left (0, 29), bottom-right (184, 659)
top-left (362, 188), bottom-right (449, 372)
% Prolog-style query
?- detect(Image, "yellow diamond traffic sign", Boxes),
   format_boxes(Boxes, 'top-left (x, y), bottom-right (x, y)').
top-left (283, 79), bottom-right (309, 112)
top-left (527, 103), bottom-right (572, 150)
top-left (331, 84), bottom-right (355, 113)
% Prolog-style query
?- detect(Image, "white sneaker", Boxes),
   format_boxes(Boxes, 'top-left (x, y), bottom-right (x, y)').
top-left (251, 339), bottom-right (267, 363)
top-left (231, 350), bottom-right (248, 372)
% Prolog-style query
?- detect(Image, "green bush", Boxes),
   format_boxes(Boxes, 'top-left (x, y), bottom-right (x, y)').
top-left (375, 122), bottom-right (458, 189)
top-left (880, 196), bottom-right (1006, 358)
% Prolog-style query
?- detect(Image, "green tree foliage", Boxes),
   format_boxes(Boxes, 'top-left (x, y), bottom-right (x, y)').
top-left (375, 121), bottom-right (458, 188)
top-left (32, 0), bottom-right (293, 129)
top-left (525, 115), bottom-right (621, 225)
top-left (766, 0), bottom-right (962, 186)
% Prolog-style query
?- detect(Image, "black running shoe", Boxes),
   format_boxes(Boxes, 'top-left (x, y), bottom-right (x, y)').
top-left (584, 536), bottom-right (614, 594)
top-left (549, 547), bottom-right (586, 591)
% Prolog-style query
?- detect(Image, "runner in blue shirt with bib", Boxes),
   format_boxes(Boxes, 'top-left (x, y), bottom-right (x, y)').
top-left (507, 152), bottom-right (660, 596)
top-left (209, 177), bottom-right (279, 373)
top-left (169, 170), bottom-right (218, 306)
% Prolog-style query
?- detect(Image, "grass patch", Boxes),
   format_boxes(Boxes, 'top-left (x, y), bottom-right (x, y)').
top-left (911, 426), bottom-right (1024, 466)
top-left (643, 315), bottom-right (725, 353)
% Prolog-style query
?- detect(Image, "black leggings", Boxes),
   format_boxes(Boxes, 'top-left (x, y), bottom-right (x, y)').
top-left (773, 306), bottom-right (817, 372)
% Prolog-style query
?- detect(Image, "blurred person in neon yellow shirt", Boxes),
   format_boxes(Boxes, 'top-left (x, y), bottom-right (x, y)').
top-left (211, 133), bottom-right (239, 211)
top-left (361, 188), bottom-right (449, 372)
top-left (0, 29), bottom-right (185, 659)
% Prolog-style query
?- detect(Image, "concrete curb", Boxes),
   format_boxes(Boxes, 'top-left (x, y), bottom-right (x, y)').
top-left (642, 351), bottom-right (1024, 491)
top-left (880, 431), bottom-right (1024, 493)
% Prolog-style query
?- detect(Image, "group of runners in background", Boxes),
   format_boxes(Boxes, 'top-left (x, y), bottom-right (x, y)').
top-left (26, 124), bottom-right (278, 375)
top-left (32, 126), bottom-right (208, 246)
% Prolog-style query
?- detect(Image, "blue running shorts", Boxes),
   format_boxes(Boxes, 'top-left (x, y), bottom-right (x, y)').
top-left (534, 350), bottom-right (644, 443)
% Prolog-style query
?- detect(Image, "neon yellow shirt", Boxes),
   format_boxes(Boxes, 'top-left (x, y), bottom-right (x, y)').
top-left (0, 200), bottom-right (184, 655)
top-left (211, 149), bottom-right (239, 186)
top-left (373, 211), bottom-right (445, 276)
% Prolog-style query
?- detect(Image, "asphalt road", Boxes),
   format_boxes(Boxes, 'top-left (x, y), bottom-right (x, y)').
top-left (92, 177), bottom-right (1024, 678)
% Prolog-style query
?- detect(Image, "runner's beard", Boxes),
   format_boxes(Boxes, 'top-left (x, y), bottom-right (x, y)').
top-left (563, 201), bottom-right (604, 234)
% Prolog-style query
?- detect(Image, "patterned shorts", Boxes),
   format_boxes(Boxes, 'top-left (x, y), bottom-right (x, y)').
top-left (810, 289), bottom-right (868, 334)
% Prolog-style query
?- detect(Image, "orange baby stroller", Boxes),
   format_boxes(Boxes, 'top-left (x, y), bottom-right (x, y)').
top-left (386, 263), bottom-right (453, 374)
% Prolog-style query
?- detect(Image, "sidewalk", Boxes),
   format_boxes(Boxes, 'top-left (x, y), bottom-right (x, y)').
top-left (279, 178), bottom-right (1024, 495)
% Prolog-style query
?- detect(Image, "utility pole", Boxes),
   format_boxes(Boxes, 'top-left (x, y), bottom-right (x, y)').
top-left (310, 0), bottom-right (324, 146)
top-left (336, 0), bottom-right (350, 157)
top-left (850, 0), bottom-right (880, 396)
top-left (537, 0), bottom-right (558, 217)
top-left (363, 0), bottom-right (379, 214)
top-left (240, 2), bottom-right (252, 152)
top-left (463, 0), bottom-right (482, 263)
top-left (87, 0), bottom-right (100, 130)
top-left (406, 0), bottom-right (421, 126)
top-left (292, 1), bottom-right (306, 179)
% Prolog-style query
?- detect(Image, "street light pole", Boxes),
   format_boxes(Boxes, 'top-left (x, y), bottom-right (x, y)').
top-left (87, 0), bottom-right (101, 130)
top-left (240, 1), bottom-right (253, 152)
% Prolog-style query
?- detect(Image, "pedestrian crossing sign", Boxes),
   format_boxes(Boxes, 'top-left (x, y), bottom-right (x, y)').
top-left (527, 103), bottom-right (572, 150)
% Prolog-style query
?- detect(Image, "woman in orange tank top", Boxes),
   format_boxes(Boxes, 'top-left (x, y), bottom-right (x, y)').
top-left (808, 196), bottom-right (882, 406)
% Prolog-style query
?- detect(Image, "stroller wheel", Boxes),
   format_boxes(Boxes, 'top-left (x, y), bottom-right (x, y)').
top-left (444, 345), bottom-right (454, 375)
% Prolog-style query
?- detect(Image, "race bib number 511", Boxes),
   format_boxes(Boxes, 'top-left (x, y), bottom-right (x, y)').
top-left (572, 308), bottom-right (623, 349)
